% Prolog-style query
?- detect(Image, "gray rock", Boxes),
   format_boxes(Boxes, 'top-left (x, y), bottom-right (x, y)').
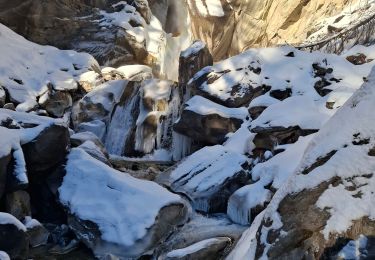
top-left (2, 103), bottom-right (15, 111)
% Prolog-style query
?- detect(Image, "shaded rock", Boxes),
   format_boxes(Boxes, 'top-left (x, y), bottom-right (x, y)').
top-left (165, 145), bottom-right (249, 213)
top-left (5, 190), bottom-right (31, 221)
top-left (269, 88), bottom-right (292, 101)
top-left (251, 126), bottom-right (318, 155)
top-left (165, 237), bottom-right (232, 260)
top-left (179, 41), bottom-right (213, 92)
top-left (0, 154), bottom-right (11, 199)
top-left (22, 124), bottom-right (70, 174)
top-left (174, 96), bottom-right (247, 145)
top-left (249, 106), bottom-right (267, 120)
top-left (0, 213), bottom-right (28, 259)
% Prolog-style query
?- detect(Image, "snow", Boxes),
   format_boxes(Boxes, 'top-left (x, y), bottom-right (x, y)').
top-left (0, 212), bottom-right (26, 231)
top-left (0, 23), bottom-right (97, 112)
top-left (305, 1), bottom-right (375, 44)
top-left (0, 251), bottom-right (10, 260)
top-left (338, 235), bottom-right (368, 260)
top-left (166, 237), bottom-right (226, 258)
top-left (185, 95), bottom-right (248, 119)
top-left (59, 148), bottom-right (183, 247)
top-left (116, 65), bottom-right (153, 80)
top-left (224, 122), bottom-right (254, 154)
top-left (251, 96), bottom-right (330, 130)
top-left (252, 135), bottom-right (315, 189)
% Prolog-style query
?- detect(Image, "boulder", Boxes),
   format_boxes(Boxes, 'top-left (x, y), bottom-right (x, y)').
top-left (59, 148), bottom-right (189, 258)
top-left (189, 67), bottom-right (270, 108)
top-left (5, 190), bottom-right (31, 221)
top-left (174, 96), bottom-right (247, 145)
top-left (164, 145), bottom-right (249, 213)
top-left (22, 124), bottom-right (70, 174)
top-left (0, 213), bottom-right (28, 259)
top-left (2, 103), bottom-right (15, 111)
top-left (38, 88), bottom-right (72, 118)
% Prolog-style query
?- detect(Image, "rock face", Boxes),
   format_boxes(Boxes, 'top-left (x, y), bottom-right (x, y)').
top-left (187, 0), bottom-right (366, 60)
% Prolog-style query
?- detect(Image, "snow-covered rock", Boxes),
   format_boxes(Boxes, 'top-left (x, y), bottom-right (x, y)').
top-left (163, 145), bottom-right (249, 213)
top-left (59, 148), bottom-right (189, 258)
top-left (174, 96), bottom-right (248, 145)
top-left (228, 66), bottom-right (375, 260)
top-left (0, 23), bottom-right (97, 112)
top-left (0, 212), bottom-right (28, 259)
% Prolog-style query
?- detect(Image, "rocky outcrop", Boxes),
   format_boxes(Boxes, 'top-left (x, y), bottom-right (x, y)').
top-left (187, 0), bottom-right (366, 60)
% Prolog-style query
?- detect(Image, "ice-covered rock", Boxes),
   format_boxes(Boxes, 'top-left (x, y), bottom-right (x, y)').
top-left (59, 148), bottom-right (189, 258)
top-left (164, 145), bottom-right (249, 213)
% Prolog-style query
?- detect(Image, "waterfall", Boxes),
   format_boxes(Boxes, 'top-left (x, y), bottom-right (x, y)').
top-left (104, 84), bottom-right (140, 156)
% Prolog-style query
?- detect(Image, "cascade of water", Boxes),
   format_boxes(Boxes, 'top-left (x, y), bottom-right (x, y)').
top-left (104, 85), bottom-right (140, 156)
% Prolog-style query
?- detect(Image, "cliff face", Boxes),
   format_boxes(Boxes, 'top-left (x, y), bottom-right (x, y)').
top-left (188, 0), bottom-right (364, 60)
